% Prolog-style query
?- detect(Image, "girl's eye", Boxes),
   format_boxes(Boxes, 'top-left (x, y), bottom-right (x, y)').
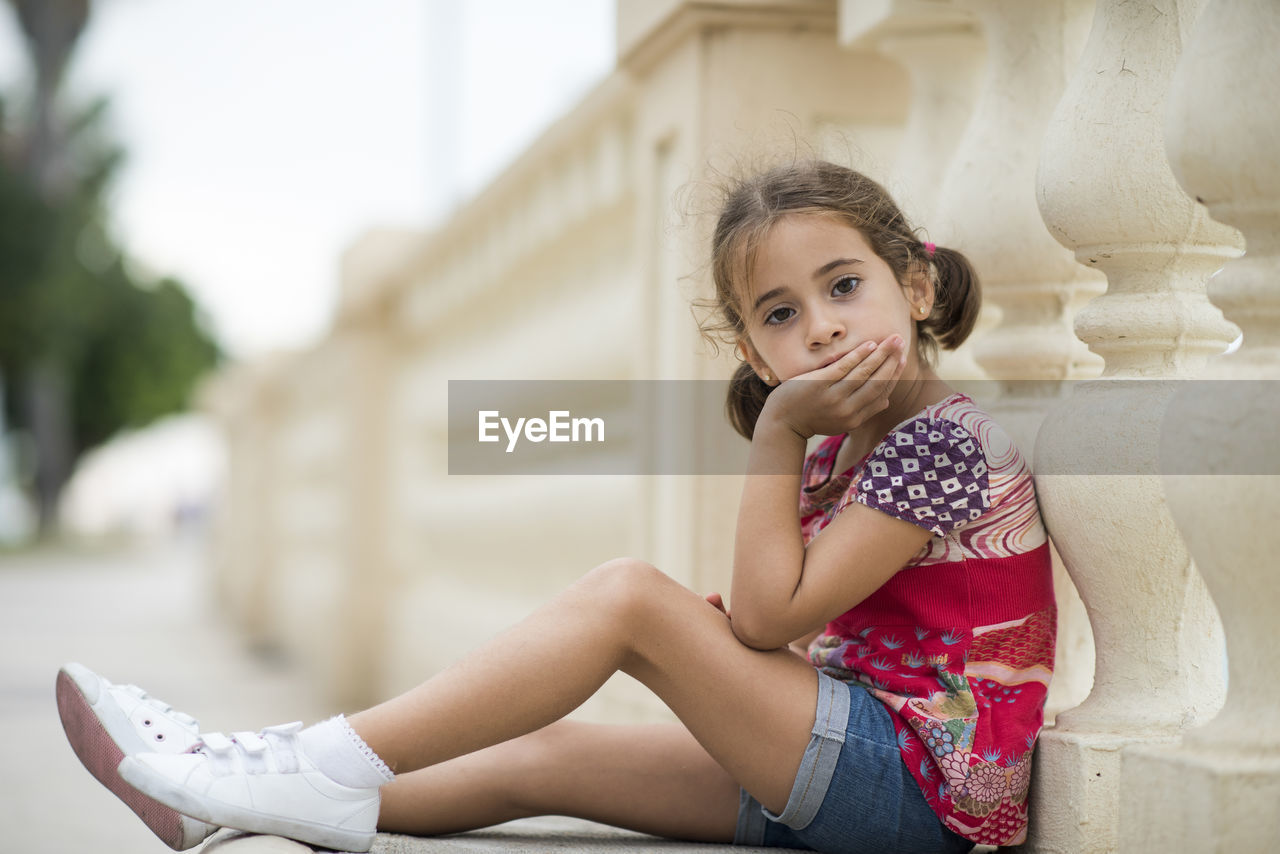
top-left (832, 276), bottom-right (861, 296)
top-left (765, 307), bottom-right (795, 325)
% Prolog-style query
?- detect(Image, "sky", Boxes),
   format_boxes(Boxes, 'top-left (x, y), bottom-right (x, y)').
top-left (0, 0), bottom-right (616, 358)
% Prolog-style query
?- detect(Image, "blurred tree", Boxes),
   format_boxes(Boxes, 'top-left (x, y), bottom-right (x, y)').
top-left (1, 0), bottom-right (221, 537)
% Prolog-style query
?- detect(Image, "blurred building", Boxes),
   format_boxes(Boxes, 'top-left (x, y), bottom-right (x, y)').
top-left (200, 1), bottom-right (1278, 852)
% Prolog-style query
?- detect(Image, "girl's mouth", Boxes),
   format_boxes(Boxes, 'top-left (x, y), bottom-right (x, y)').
top-left (817, 348), bottom-right (857, 370)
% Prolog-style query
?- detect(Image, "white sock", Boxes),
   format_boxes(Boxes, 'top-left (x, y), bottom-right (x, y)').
top-left (299, 715), bottom-right (395, 789)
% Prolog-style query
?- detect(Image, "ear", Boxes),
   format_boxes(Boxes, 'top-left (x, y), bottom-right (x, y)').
top-left (904, 263), bottom-right (936, 319)
top-left (737, 339), bottom-right (776, 386)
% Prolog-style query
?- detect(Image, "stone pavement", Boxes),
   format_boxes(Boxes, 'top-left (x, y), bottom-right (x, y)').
top-left (0, 537), bottom-right (755, 854)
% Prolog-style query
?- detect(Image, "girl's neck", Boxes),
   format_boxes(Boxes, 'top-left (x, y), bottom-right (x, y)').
top-left (830, 367), bottom-right (954, 476)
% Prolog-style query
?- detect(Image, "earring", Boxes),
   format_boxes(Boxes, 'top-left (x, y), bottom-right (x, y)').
top-left (762, 372), bottom-right (771, 383)
top-left (918, 305), bottom-right (928, 316)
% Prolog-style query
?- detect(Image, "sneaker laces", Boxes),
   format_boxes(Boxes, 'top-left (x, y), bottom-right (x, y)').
top-left (120, 683), bottom-right (199, 730)
top-left (190, 722), bottom-right (304, 776)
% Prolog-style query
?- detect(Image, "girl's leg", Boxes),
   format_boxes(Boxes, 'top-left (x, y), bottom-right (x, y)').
top-left (351, 558), bottom-right (820, 814)
top-left (378, 719), bottom-right (740, 842)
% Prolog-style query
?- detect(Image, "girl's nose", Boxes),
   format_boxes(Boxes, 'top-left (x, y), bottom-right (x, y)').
top-left (806, 310), bottom-right (845, 348)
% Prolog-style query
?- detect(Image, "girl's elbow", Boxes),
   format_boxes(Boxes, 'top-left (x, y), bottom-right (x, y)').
top-left (730, 613), bottom-right (790, 651)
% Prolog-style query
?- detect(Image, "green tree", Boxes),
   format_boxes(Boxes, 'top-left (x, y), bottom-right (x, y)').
top-left (0, 10), bottom-right (222, 536)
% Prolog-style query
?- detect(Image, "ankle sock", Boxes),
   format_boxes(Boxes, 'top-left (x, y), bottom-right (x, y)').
top-left (299, 715), bottom-right (395, 789)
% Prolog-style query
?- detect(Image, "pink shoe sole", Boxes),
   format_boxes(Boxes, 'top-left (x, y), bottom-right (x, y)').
top-left (56, 668), bottom-right (189, 850)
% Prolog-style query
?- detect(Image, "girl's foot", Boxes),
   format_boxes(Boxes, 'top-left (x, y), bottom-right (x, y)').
top-left (55, 663), bottom-right (219, 850)
top-left (119, 722), bottom-right (381, 853)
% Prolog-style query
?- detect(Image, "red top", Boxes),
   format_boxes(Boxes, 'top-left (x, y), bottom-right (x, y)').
top-left (802, 394), bottom-right (1055, 847)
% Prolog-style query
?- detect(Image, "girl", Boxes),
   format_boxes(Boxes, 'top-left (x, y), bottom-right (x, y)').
top-left (58, 160), bottom-right (1055, 853)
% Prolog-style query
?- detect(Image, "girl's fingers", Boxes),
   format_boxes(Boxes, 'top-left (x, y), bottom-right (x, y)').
top-left (833, 335), bottom-right (901, 386)
top-left (829, 340), bottom-right (880, 379)
top-left (838, 336), bottom-right (904, 426)
top-left (775, 334), bottom-right (906, 434)
top-left (794, 338), bottom-right (887, 384)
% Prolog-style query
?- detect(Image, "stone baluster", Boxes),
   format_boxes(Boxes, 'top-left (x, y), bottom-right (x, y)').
top-left (1119, 1), bottom-right (1280, 851)
top-left (938, 0), bottom-right (1101, 396)
top-left (878, 26), bottom-right (981, 225)
top-left (1028, 0), bottom-right (1238, 850)
top-left (930, 0), bottom-right (1102, 720)
top-left (837, 0), bottom-right (994, 382)
top-left (836, 0), bottom-right (984, 225)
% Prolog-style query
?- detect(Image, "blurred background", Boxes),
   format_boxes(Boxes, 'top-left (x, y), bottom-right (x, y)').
top-left (0, 0), bottom-right (614, 545)
top-left (0, 3), bottom-right (616, 849)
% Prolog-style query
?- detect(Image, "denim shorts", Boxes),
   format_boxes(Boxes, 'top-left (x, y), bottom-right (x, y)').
top-left (734, 671), bottom-right (974, 854)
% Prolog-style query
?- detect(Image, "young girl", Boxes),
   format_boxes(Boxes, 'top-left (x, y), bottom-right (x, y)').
top-left (58, 160), bottom-right (1055, 853)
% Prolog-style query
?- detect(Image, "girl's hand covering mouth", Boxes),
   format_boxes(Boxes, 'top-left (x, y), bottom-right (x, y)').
top-left (763, 334), bottom-right (907, 440)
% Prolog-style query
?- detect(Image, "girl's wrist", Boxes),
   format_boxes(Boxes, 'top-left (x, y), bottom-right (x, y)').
top-left (757, 393), bottom-right (811, 442)
top-left (747, 414), bottom-right (809, 477)
top-left (754, 408), bottom-right (809, 445)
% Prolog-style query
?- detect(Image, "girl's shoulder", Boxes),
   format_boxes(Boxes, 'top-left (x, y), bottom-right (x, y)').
top-left (800, 393), bottom-right (1030, 517)
top-left (801, 394), bottom-right (990, 495)
top-left (904, 391), bottom-right (982, 432)
top-left (836, 394), bottom-right (1036, 535)
top-left (900, 393), bottom-right (1027, 478)
top-left (866, 392), bottom-right (1031, 493)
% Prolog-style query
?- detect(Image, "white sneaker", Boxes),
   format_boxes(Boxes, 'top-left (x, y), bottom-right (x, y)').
top-left (56, 663), bottom-right (219, 850)
top-left (119, 722), bottom-right (380, 853)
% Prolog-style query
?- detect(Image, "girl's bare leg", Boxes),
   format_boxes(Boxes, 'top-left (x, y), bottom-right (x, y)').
top-left (378, 720), bottom-right (740, 842)
top-left (350, 558), bottom-right (820, 815)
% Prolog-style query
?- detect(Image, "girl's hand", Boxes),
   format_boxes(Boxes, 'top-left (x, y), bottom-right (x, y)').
top-left (761, 335), bottom-right (906, 440)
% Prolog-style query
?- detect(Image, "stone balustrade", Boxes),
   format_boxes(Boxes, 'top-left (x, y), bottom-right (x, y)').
top-left (202, 1), bottom-right (1276, 849)
top-left (1031, 0), bottom-right (1240, 849)
top-left (1122, 1), bottom-right (1280, 850)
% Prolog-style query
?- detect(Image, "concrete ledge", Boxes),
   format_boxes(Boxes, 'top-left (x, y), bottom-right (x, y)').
top-left (202, 817), bottom-right (760, 853)
top-left (201, 815), bottom-right (1001, 852)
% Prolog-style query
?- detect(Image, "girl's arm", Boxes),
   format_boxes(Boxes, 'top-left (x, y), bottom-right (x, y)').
top-left (704, 592), bottom-right (821, 657)
top-left (729, 340), bottom-right (929, 650)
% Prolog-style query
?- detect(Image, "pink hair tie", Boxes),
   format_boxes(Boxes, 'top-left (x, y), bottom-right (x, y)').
top-left (924, 241), bottom-right (936, 257)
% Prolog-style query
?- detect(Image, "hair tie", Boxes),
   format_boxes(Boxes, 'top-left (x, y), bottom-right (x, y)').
top-left (924, 241), bottom-right (936, 257)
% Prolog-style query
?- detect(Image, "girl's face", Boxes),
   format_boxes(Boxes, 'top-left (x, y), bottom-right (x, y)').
top-left (736, 213), bottom-right (931, 384)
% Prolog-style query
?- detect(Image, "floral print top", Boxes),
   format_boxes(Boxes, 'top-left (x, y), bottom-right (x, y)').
top-left (802, 393), bottom-right (1056, 846)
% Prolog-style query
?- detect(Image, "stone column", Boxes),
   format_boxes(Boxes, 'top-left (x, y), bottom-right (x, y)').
top-left (1120, 1), bottom-right (1280, 851)
top-left (1028, 0), bottom-right (1238, 850)
top-left (839, 0), bottom-right (992, 381)
top-left (929, 0), bottom-right (1102, 720)
top-left (329, 230), bottom-right (421, 708)
top-left (938, 0), bottom-right (1101, 396)
top-left (837, 0), bottom-right (984, 225)
top-left (200, 363), bottom-right (283, 648)
top-left (333, 316), bottom-right (394, 709)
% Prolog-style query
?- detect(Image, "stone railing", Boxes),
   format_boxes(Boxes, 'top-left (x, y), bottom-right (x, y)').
top-left (201, 1), bottom-right (1278, 850)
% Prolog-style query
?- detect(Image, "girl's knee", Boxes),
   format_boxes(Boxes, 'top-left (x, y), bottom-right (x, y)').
top-left (578, 558), bottom-right (674, 619)
top-left (585, 557), bottom-right (668, 591)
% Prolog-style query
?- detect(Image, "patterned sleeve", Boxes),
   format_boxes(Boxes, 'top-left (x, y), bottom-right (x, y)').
top-left (839, 416), bottom-right (991, 537)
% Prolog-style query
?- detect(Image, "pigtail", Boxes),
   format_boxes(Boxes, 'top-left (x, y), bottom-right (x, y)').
top-left (726, 361), bottom-right (774, 440)
top-left (925, 245), bottom-right (981, 351)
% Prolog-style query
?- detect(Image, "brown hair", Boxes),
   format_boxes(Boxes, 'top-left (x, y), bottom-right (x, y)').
top-left (699, 160), bottom-right (981, 439)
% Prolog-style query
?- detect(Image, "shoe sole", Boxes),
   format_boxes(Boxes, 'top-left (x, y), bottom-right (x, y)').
top-left (56, 667), bottom-right (193, 851)
top-left (119, 757), bottom-right (376, 853)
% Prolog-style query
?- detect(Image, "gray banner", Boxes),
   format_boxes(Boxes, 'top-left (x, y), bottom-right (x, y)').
top-left (446, 380), bottom-right (1279, 475)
